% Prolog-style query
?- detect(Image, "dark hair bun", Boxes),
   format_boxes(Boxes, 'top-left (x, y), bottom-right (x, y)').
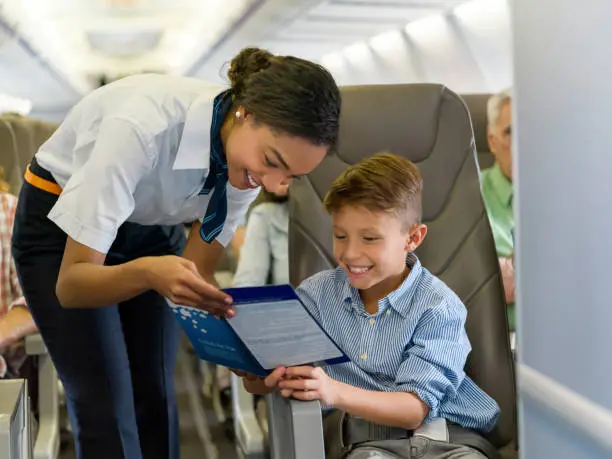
top-left (228, 47), bottom-right (274, 97)
top-left (224, 47), bottom-right (341, 150)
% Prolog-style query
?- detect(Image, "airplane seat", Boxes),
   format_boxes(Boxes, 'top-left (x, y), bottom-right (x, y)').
top-left (461, 94), bottom-right (495, 171)
top-left (0, 114), bottom-right (61, 459)
top-left (265, 84), bottom-right (517, 459)
top-left (0, 118), bottom-right (24, 195)
top-left (4, 114), bottom-right (56, 176)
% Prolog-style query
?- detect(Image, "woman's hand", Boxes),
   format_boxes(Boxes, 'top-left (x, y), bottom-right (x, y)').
top-left (230, 368), bottom-right (262, 381)
top-left (235, 367), bottom-right (287, 396)
top-left (140, 255), bottom-right (234, 316)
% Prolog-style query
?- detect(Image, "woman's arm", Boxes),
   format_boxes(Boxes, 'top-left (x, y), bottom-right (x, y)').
top-left (56, 237), bottom-right (149, 307)
top-left (51, 118), bottom-right (230, 312)
top-left (181, 220), bottom-right (226, 285)
top-left (56, 237), bottom-right (228, 311)
top-left (243, 378), bottom-right (275, 395)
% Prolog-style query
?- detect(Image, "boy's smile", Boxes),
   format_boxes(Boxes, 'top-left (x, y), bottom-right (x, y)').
top-left (345, 264), bottom-right (373, 277)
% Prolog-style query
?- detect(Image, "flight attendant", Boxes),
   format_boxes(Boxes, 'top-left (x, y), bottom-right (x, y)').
top-left (12, 47), bottom-right (341, 459)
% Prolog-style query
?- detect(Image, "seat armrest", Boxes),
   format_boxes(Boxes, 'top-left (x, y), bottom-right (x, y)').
top-left (267, 392), bottom-right (325, 459)
top-left (25, 333), bottom-right (60, 459)
top-left (25, 334), bottom-right (47, 356)
top-left (231, 374), bottom-right (265, 456)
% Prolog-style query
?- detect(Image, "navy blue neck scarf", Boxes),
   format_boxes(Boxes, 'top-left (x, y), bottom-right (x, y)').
top-left (199, 89), bottom-right (234, 243)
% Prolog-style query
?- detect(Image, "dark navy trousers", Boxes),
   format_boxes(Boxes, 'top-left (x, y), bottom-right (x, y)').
top-left (12, 159), bottom-right (186, 459)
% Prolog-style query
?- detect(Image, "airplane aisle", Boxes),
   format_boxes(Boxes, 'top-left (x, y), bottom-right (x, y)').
top-left (59, 334), bottom-right (237, 459)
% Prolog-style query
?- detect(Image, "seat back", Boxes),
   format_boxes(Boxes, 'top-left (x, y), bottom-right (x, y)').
top-left (0, 114), bottom-right (57, 195)
top-left (288, 84), bottom-right (515, 447)
top-left (0, 118), bottom-right (22, 194)
top-left (461, 94), bottom-right (495, 171)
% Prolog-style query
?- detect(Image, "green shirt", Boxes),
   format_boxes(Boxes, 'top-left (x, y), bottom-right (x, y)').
top-left (481, 163), bottom-right (515, 330)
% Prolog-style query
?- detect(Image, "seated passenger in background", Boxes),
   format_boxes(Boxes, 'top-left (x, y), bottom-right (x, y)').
top-left (229, 184), bottom-right (288, 261)
top-left (232, 184), bottom-right (289, 287)
top-left (241, 153), bottom-right (500, 459)
top-left (0, 169), bottom-right (37, 379)
top-left (229, 223), bottom-right (246, 261)
top-left (481, 89), bottom-right (515, 331)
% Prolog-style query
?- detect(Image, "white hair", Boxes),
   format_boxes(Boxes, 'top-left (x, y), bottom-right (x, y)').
top-left (487, 88), bottom-right (512, 129)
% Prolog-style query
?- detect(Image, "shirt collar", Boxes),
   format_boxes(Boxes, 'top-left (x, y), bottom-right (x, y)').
top-left (489, 162), bottom-right (513, 208)
top-left (173, 87), bottom-right (226, 171)
top-left (339, 253), bottom-right (423, 318)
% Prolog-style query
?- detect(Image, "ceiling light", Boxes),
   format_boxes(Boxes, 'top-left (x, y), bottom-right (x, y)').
top-left (86, 27), bottom-right (163, 57)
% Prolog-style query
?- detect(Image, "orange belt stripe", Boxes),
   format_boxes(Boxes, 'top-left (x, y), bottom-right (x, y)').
top-left (24, 163), bottom-right (62, 196)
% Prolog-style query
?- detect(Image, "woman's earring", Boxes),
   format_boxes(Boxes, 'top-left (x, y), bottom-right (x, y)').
top-left (235, 111), bottom-right (241, 119)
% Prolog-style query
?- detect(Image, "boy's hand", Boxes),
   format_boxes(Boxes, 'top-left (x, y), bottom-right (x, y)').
top-left (278, 366), bottom-right (341, 406)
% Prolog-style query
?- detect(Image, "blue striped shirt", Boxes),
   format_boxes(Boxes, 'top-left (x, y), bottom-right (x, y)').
top-left (296, 254), bottom-right (500, 432)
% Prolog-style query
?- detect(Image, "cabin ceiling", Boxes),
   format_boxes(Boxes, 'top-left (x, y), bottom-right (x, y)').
top-left (0, 0), bottom-right (470, 109)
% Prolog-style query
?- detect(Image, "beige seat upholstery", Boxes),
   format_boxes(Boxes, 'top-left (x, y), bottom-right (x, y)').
top-left (0, 118), bottom-right (23, 194)
top-left (0, 115), bottom-right (56, 194)
top-left (6, 114), bottom-right (56, 174)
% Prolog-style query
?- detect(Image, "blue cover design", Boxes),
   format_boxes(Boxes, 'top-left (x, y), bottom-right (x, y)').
top-left (169, 284), bottom-right (349, 377)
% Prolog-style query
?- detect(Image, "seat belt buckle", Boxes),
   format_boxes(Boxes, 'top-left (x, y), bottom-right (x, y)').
top-left (413, 418), bottom-right (448, 442)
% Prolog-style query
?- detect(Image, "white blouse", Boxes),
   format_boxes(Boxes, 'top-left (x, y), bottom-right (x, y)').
top-left (36, 74), bottom-right (259, 253)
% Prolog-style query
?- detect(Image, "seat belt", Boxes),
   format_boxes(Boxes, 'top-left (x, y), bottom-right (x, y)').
top-left (325, 411), bottom-right (501, 459)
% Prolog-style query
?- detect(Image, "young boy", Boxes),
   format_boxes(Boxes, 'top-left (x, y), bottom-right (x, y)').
top-left (240, 153), bottom-right (500, 458)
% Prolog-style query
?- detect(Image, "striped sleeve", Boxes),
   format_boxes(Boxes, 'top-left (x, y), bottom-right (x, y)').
top-left (393, 298), bottom-right (470, 422)
top-left (295, 274), bottom-right (325, 325)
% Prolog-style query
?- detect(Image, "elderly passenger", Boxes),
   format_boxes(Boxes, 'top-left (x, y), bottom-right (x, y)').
top-left (481, 89), bottom-right (515, 331)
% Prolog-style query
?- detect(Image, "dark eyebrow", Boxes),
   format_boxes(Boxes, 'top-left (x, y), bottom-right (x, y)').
top-left (271, 147), bottom-right (290, 170)
top-left (270, 147), bottom-right (303, 179)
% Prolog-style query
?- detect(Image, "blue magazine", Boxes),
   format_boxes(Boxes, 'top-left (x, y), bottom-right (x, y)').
top-left (168, 284), bottom-right (349, 377)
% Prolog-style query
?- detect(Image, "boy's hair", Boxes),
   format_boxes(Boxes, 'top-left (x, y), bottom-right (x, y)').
top-left (323, 153), bottom-right (423, 230)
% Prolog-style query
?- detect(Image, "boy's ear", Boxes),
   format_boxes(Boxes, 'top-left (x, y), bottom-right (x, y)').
top-left (405, 224), bottom-right (428, 253)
